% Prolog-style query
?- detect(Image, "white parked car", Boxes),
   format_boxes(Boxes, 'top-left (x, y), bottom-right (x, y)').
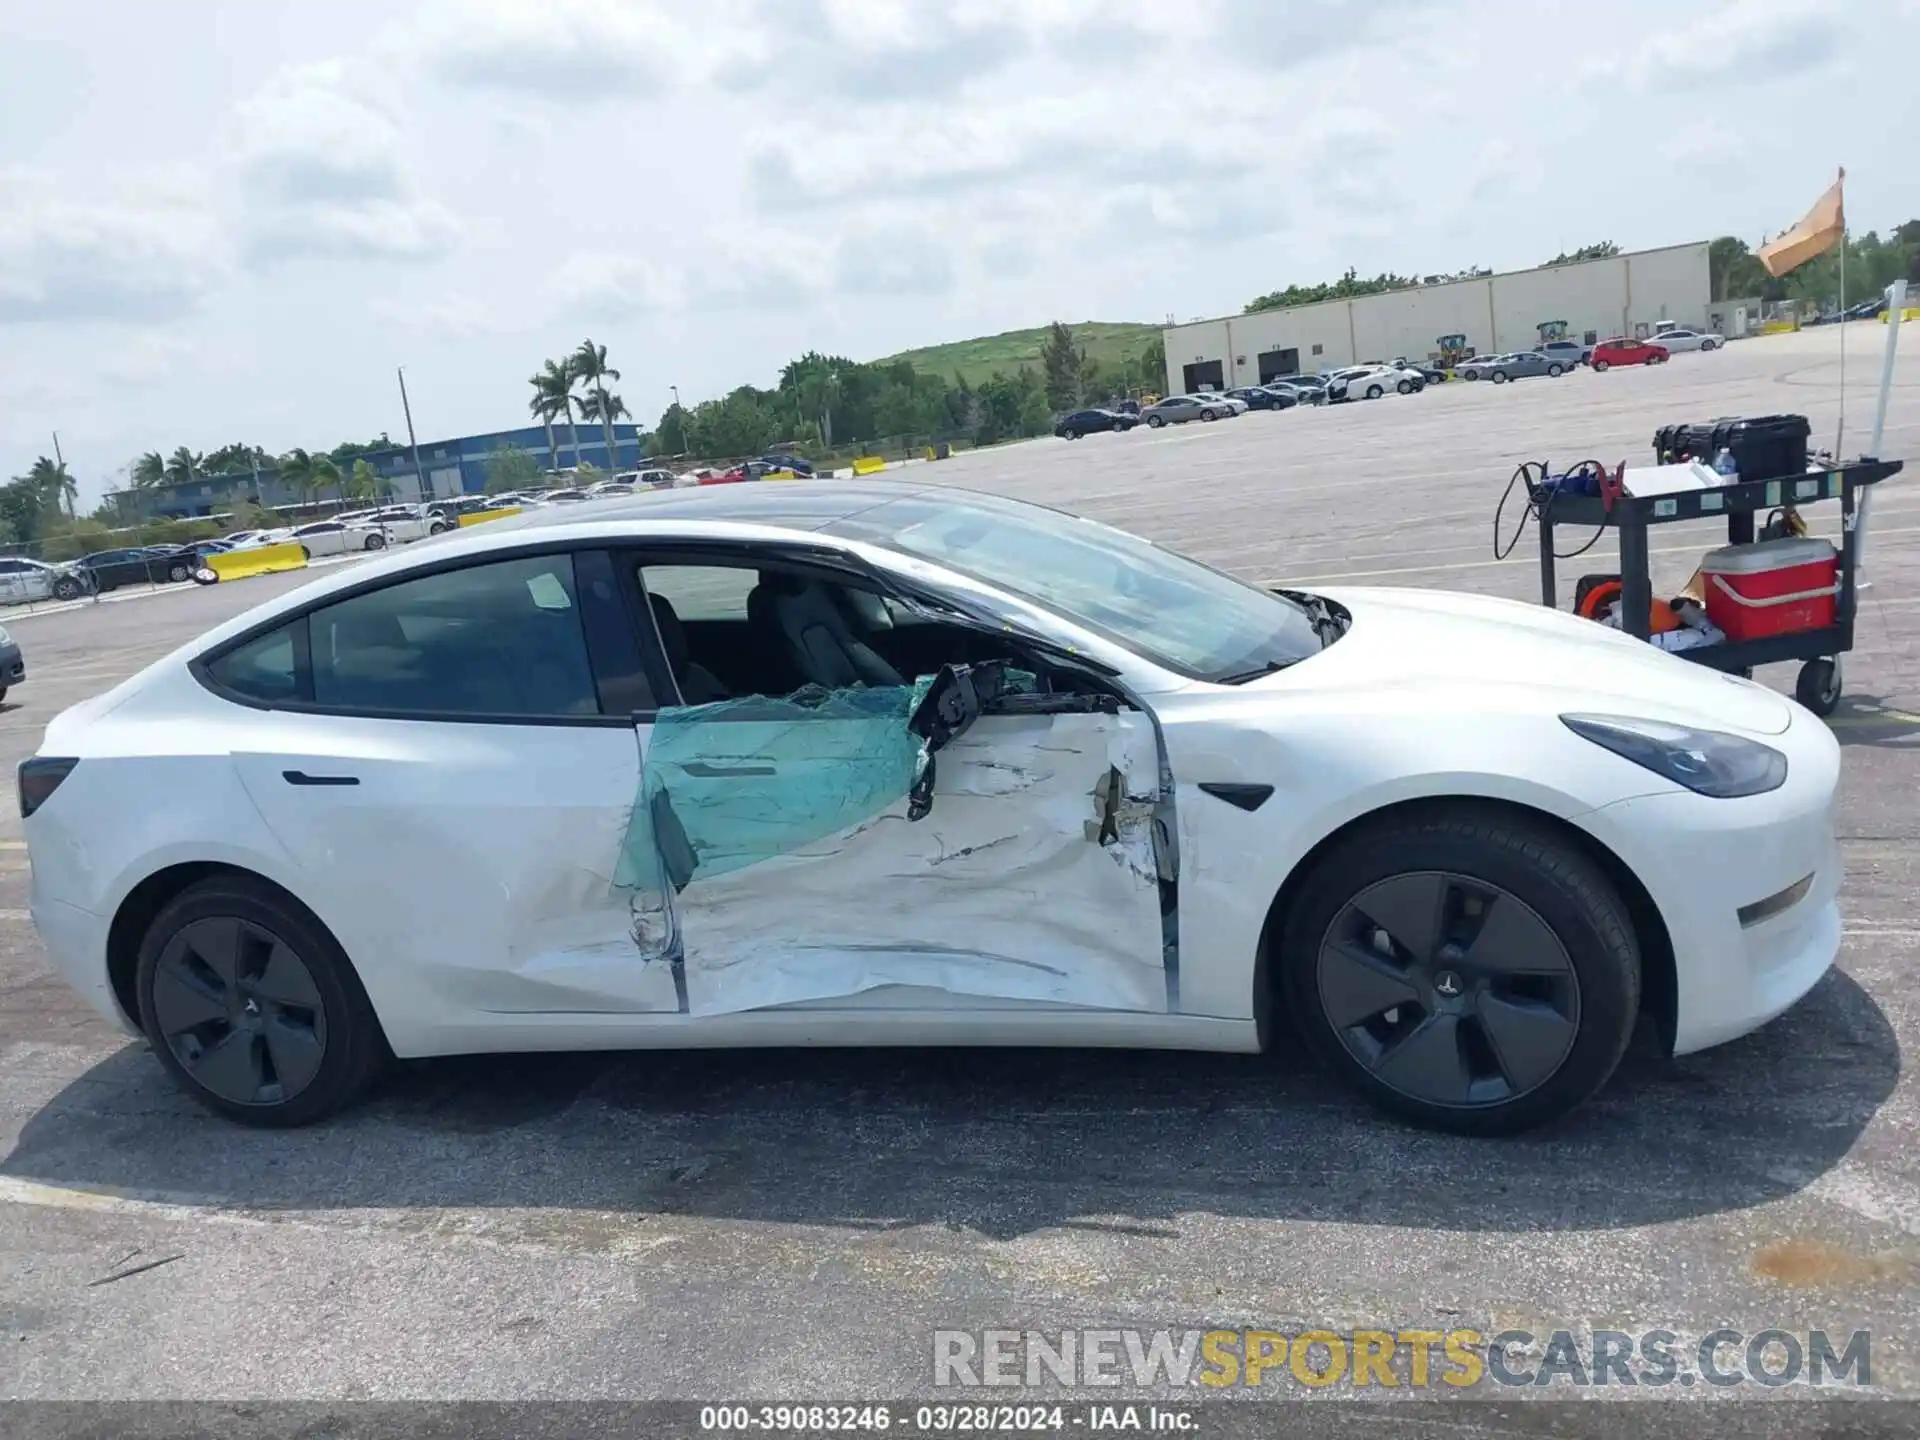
top-left (1326, 365), bottom-right (1420, 401)
top-left (286, 520), bottom-right (390, 558)
top-left (22, 483), bottom-right (1841, 1134)
top-left (362, 505), bottom-right (454, 542)
top-left (0, 556), bottom-right (92, 603)
top-left (1650, 328), bottom-right (1723, 353)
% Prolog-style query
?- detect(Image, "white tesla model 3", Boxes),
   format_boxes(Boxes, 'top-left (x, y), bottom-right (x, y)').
top-left (20, 483), bottom-right (1842, 1134)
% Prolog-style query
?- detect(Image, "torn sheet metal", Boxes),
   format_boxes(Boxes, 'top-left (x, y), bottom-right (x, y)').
top-left (620, 688), bottom-right (1169, 1018)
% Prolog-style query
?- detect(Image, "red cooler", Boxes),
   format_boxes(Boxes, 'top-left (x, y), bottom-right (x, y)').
top-left (1701, 537), bottom-right (1838, 642)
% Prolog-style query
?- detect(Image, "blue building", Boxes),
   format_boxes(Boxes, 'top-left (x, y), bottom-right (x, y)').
top-left (112, 423), bottom-right (651, 517)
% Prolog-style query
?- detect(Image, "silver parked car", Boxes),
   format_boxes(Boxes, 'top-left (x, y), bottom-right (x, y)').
top-left (0, 556), bottom-right (91, 604)
top-left (1650, 328), bottom-right (1723, 353)
top-left (1465, 350), bottom-right (1573, 383)
top-left (1140, 394), bottom-right (1236, 427)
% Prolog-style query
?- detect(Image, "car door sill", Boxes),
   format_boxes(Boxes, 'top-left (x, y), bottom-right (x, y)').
top-left (388, 1010), bottom-right (1261, 1059)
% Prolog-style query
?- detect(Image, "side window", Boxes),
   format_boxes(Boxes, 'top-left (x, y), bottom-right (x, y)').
top-left (308, 553), bottom-right (601, 718)
top-left (206, 623), bottom-right (302, 704)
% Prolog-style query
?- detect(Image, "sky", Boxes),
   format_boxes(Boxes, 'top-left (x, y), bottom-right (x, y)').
top-left (4, 0), bottom-right (1918, 508)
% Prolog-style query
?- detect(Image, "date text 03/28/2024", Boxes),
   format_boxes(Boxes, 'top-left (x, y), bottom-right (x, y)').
top-left (698, 1404), bottom-right (1193, 1432)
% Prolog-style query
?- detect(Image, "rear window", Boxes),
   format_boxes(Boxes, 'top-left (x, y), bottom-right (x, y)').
top-left (204, 625), bottom-right (300, 704)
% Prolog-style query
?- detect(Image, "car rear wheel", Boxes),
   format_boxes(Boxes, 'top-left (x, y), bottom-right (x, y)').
top-left (167, 562), bottom-right (191, 583)
top-left (1365, 384), bottom-right (1384, 399)
top-left (1592, 359), bottom-right (1610, 372)
top-left (1277, 806), bottom-right (1639, 1135)
top-left (1492, 371), bottom-right (1509, 384)
top-left (1397, 380), bottom-right (1413, 394)
top-left (363, 532), bottom-right (387, 550)
top-left (136, 875), bottom-right (387, 1127)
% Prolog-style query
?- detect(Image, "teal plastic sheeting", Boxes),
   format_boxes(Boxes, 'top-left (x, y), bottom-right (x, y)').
top-left (614, 679), bottom-right (937, 891)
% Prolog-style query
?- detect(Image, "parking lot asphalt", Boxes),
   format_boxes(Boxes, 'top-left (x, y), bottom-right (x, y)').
top-left (2, 325), bottom-right (1918, 1411)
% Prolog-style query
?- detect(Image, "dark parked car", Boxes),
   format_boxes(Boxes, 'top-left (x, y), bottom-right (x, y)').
top-left (1225, 387), bottom-right (1294, 411)
top-left (75, 547), bottom-right (196, 592)
top-left (757, 454), bottom-right (815, 475)
top-left (1055, 407), bottom-right (1139, 438)
top-left (0, 621), bottom-right (24, 703)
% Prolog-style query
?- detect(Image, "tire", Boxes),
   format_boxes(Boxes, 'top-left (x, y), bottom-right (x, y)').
top-left (1592, 359), bottom-right (1610, 372)
top-left (1396, 380), bottom-right (1413, 395)
top-left (1702, 339), bottom-right (1718, 351)
top-left (1548, 364), bottom-right (1564, 377)
top-left (363, 532), bottom-right (387, 551)
top-left (1365, 385), bottom-right (1384, 400)
top-left (1645, 355), bottom-right (1659, 366)
top-left (1276, 805), bottom-right (1639, 1136)
top-left (52, 576), bottom-right (81, 601)
top-left (1464, 371), bottom-right (1479, 382)
top-left (135, 875), bottom-right (387, 1127)
top-left (167, 562), bottom-right (191, 583)
top-left (0, 686), bottom-right (9, 703)
top-left (298, 546), bottom-right (312, 561)
top-left (1201, 409), bottom-right (1216, 421)
top-left (1148, 415), bottom-right (1166, 428)
top-left (430, 521), bottom-right (450, 534)
top-left (1795, 657), bottom-right (1843, 716)
top-left (1492, 371), bottom-right (1509, 384)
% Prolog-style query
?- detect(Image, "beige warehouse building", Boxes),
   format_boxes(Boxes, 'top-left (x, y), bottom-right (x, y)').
top-left (1162, 241), bottom-right (1712, 392)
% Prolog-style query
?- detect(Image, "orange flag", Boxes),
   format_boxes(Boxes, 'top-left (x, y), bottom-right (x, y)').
top-left (1758, 170), bottom-right (1845, 278)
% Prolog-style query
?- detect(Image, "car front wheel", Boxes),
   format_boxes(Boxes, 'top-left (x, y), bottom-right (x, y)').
top-left (1491, 371), bottom-right (1509, 384)
top-left (1396, 380), bottom-right (1413, 394)
top-left (52, 576), bottom-right (82, 601)
top-left (1148, 415), bottom-right (1166, 428)
top-left (135, 875), bottom-right (388, 1127)
top-left (1548, 364), bottom-right (1564, 377)
top-left (1201, 409), bottom-right (1216, 421)
top-left (363, 532), bottom-right (387, 550)
top-left (1277, 805), bottom-right (1639, 1135)
top-left (167, 562), bottom-right (191, 583)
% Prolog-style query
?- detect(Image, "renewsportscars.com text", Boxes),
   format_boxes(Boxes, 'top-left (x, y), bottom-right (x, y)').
top-left (933, 1328), bottom-right (1871, 1391)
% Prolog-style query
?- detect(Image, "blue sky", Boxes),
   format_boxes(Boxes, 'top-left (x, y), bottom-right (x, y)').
top-left (4, 0), bottom-right (1917, 506)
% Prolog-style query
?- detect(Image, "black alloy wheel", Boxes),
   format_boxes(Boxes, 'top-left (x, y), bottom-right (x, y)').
top-left (168, 562), bottom-right (191, 583)
top-left (137, 877), bottom-right (386, 1125)
top-left (1279, 808), bottom-right (1638, 1135)
top-left (1315, 872), bottom-right (1580, 1110)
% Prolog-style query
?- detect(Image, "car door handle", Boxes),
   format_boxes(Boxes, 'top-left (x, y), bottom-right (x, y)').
top-left (282, 770), bottom-right (360, 786)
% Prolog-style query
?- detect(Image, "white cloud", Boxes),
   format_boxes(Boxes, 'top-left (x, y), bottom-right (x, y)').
top-left (544, 252), bottom-right (686, 318)
top-left (0, 176), bottom-right (222, 325)
top-left (1601, 0), bottom-right (1843, 86)
top-left (232, 61), bottom-right (459, 266)
top-left (369, 294), bottom-right (509, 340)
top-left (411, 0), bottom-right (753, 94)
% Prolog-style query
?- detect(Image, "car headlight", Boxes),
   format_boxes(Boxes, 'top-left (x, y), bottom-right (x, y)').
top-left (1561, 714), bottom-right (1787, 798)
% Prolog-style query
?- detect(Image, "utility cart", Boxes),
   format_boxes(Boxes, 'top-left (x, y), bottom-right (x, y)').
top-left (1535, 458), bottom-right (1904, 715)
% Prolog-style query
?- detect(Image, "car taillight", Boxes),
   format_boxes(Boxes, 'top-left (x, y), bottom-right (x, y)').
top-left (18, 757), bottom-right (79, 818)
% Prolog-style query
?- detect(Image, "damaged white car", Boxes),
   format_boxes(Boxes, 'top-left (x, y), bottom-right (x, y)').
top-left (21, 483), bottom-right (1841, 1134)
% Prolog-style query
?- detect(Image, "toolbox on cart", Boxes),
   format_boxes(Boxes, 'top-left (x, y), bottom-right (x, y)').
top-left (1653, 415), bottom-right (1811, 480)
top-left (1700, 537), bottom-right (1838, 643)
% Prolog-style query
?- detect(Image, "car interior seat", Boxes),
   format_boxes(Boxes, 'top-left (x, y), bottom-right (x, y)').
top-left (648, 593), bottom-right (730, 704)
top-left (752, 572), bottom-right (903, 689)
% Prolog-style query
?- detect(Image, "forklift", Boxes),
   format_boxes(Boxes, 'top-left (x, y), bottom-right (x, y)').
top-left (1434, 333), bottom-right (1475, 368)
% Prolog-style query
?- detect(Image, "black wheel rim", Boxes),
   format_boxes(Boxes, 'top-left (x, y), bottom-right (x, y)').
top-left (151, 917), bottom-right (328, 1106)
top-left (1316, 871), bottom-right (1580, 1109)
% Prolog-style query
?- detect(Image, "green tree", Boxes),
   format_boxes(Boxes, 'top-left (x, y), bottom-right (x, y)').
top-left (529, 359), bottom-right (576, 470)
top-left (484, 445), bottom-right (544, 494)
top-left (0, 477), bottom-right (48, 545)
top-left (328, 435), bottom-right (395, 466)
top-left (577, 385), bottom-right (632, 467)
top-left (202, 443), bottom-right (269, 474)
top-left (277, 448), bottom-right (325, 509)
top-left (347, 459), bottom-right (384, 505)
top-left (1246, 268), bottom-right (1417, 314)
top-left (1709, 236), bottom-right (1771, 301)
top-left (1546, 241), bottom-right (1620, 265)
top-left (132, 451), bottom-right (167, 489)
top-left (1040, 321), bottom-right (1084, 410)
top-left (655, 402), bottom-right (690, 456)
top-left (311, 454), bottom-right (344, 503)
top-left (569, 339), bottom-right (623, 473)
top-left (29, 456), bottom-right (77, 518)
top-left (164, 446), bottom-right (199, 485)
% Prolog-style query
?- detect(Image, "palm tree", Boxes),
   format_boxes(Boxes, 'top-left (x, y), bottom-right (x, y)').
top-left (27, 457), bottom-right (77, 518)
top-left (569, 339), bottom-right (623, 472)
top-left (164, 446), bottom-right (198, 486)
top-left (312, 455), bottom-right (344, 507)
top-left (132, 451), bottom-right (166, 489)
top-left (529, 360), bottom-right (577, 473)
top-left (577, 387), bottom-right (631, 466)
top-left (277, 448), bottom-right (320, 511)
top-left (347, 459), bottom-right (381, 506)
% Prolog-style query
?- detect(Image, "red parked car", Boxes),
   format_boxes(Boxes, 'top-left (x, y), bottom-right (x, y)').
top-left (1590, 337), bottom-right (1670, 371)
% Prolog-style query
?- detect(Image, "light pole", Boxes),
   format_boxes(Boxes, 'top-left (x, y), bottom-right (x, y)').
top-left (670, 385), bottom-right (680, 409)
top-left (397, 366), bottom-right (428, 502)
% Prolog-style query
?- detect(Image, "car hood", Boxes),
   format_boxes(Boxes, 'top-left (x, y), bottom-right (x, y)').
top-left (1291, 585), bottom-right (1794, 735)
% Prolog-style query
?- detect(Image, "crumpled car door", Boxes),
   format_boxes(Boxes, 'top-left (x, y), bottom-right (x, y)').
top-left (618, 663), bottom-right (1174, 1017)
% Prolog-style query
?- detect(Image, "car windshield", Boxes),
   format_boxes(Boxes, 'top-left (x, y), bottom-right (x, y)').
top-left (830, 491), bottom-right (1326, 681)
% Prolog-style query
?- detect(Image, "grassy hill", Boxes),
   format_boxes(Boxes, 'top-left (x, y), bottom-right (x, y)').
top-left (878, 321), bottom-right (1162, 386)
